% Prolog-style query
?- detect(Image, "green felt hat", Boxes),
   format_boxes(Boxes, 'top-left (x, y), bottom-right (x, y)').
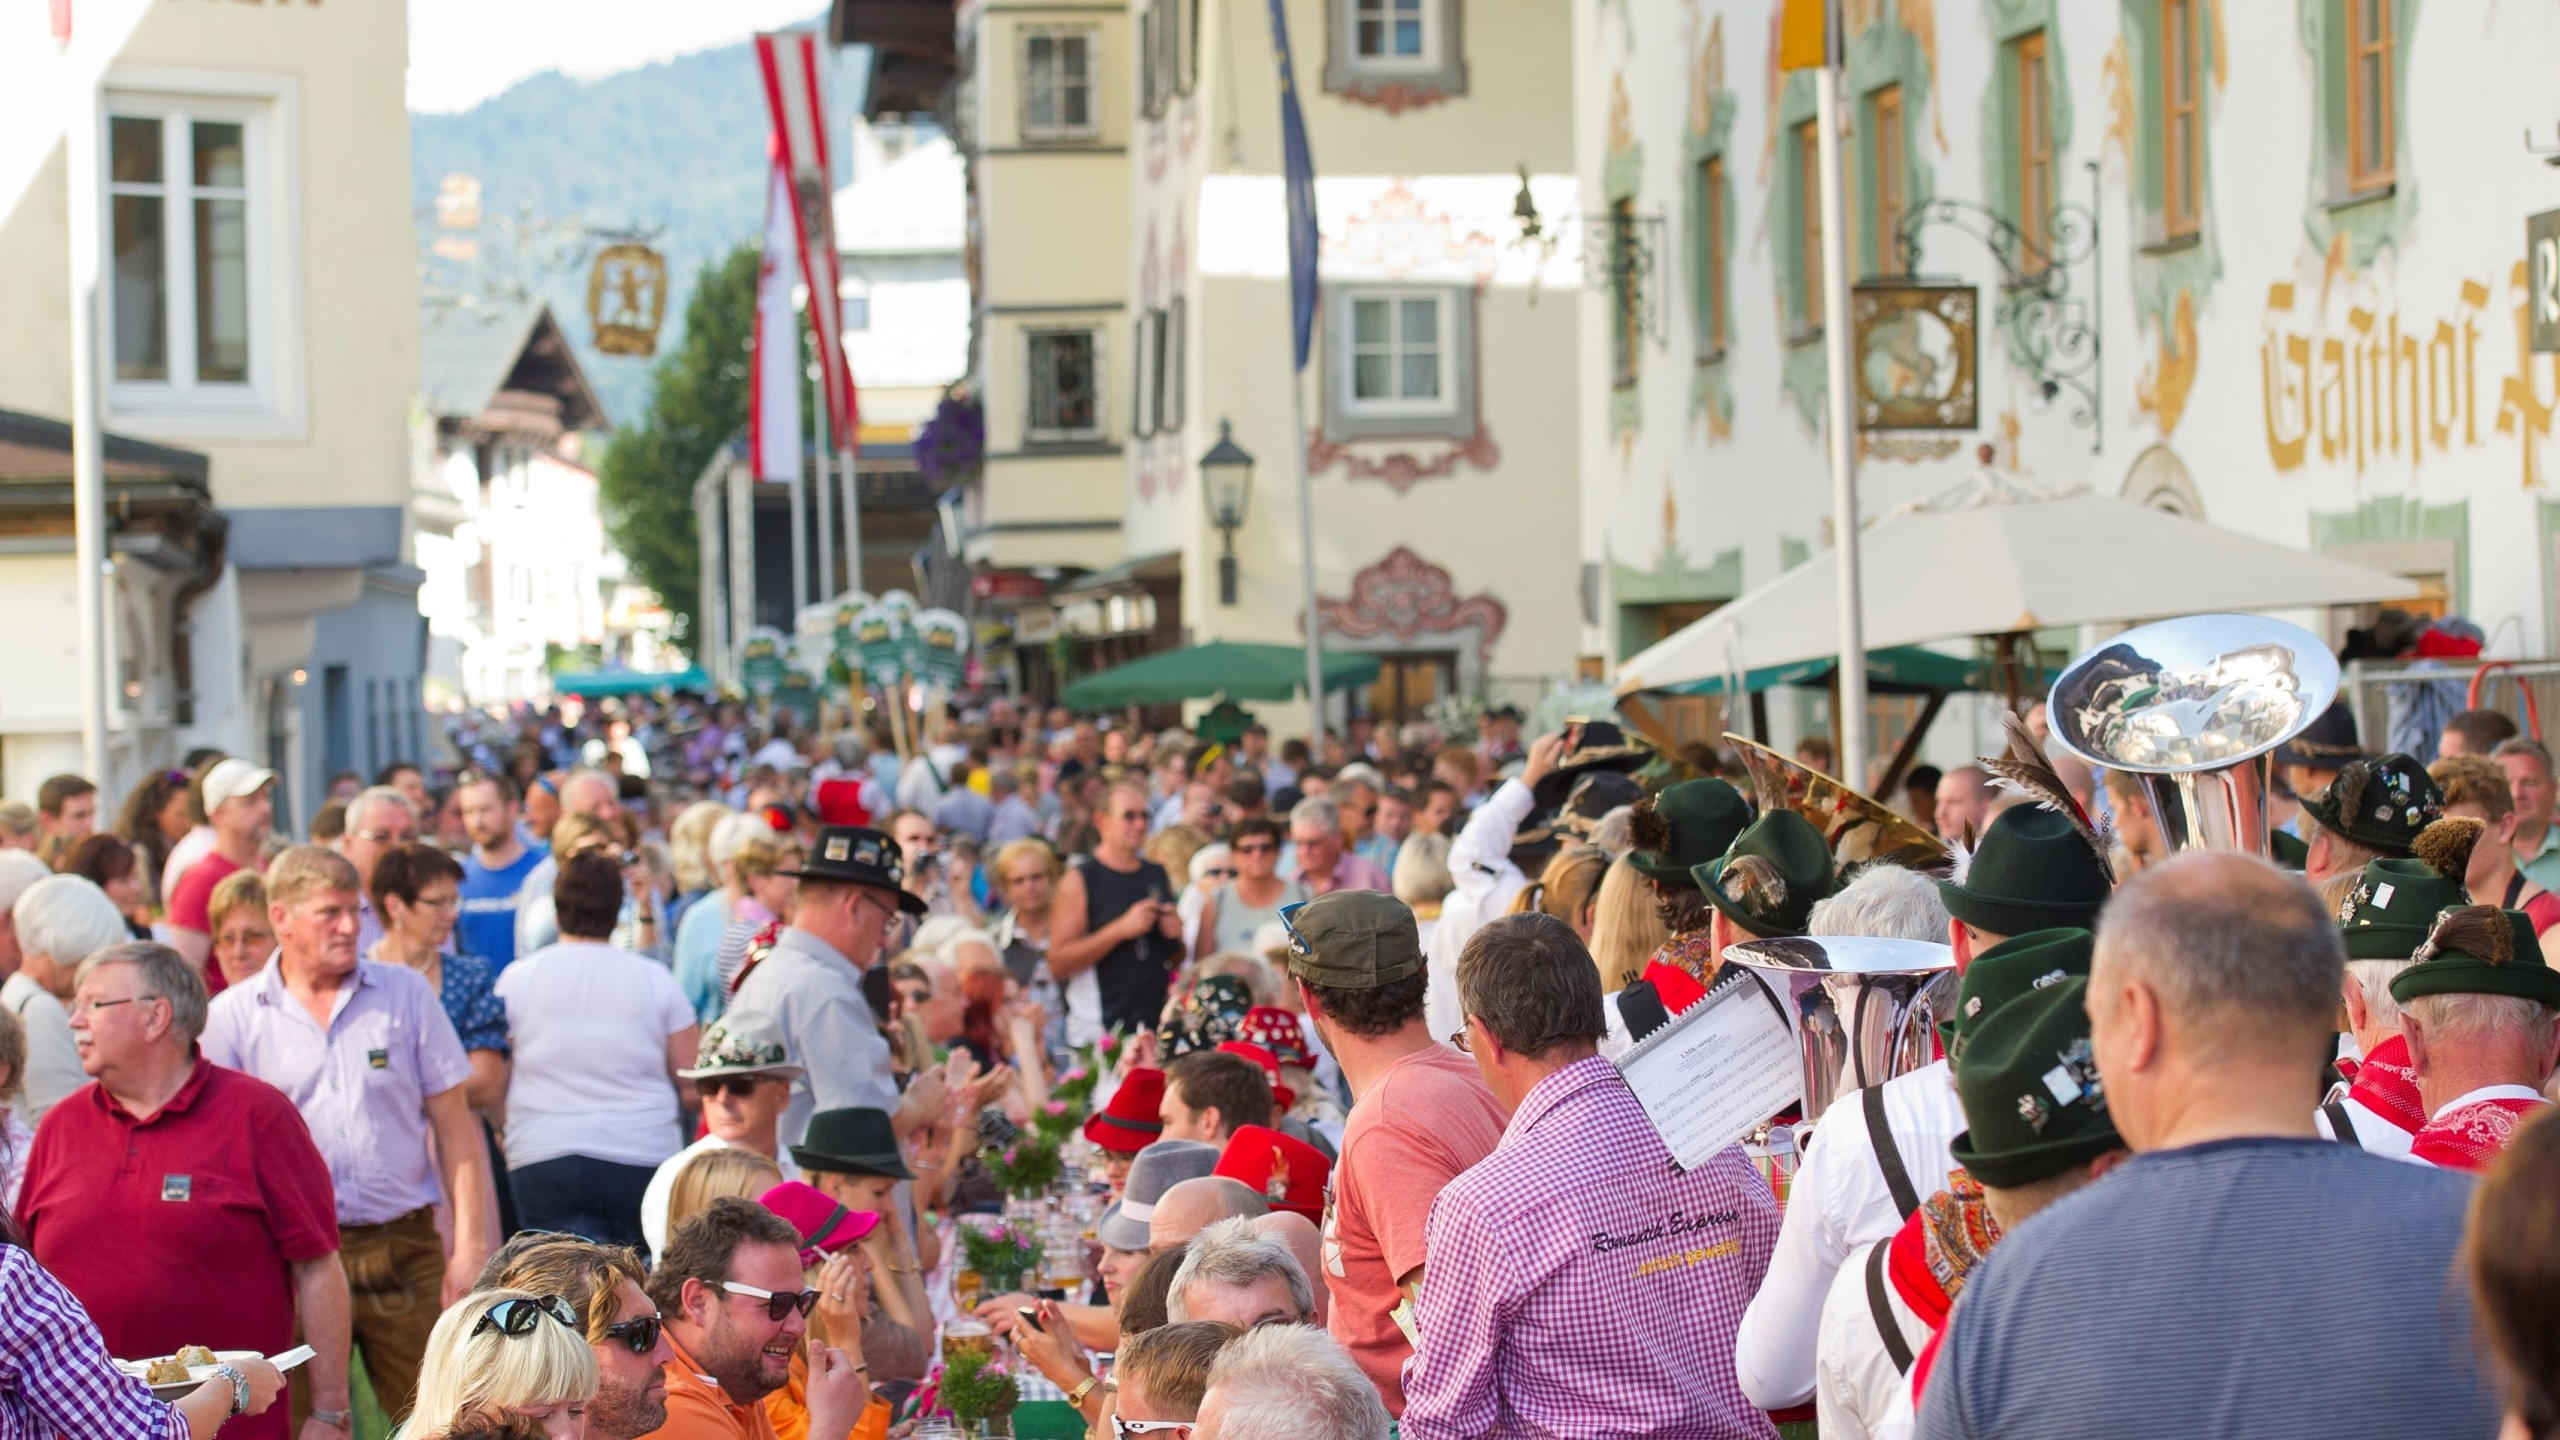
top-left (2336, 829), bottom-right (2479, 960)
top-left (1281, 890), bottom-right (1423, 990)
top-left (1689, 808), bottom-right (1835, 940)
top-left (1936, 807), bottom-right (2114, 940)
top-left (1629, 779), bottom-right (1753, 882)
top-left (1947, 976), bottom-right (2122, 1189)
top-left (1937, 927), bottom-right (2096, 1060)
top-left (2299, 753), bottom-right (2443, 858)
top-left (2388, 907), bottom-right (2560, 1008)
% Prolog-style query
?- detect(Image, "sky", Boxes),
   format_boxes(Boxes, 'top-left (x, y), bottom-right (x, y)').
top-left (406, 0), bottom-right (830, 114)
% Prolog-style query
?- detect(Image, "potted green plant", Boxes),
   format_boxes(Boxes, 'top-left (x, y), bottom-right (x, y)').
top-left (938, 1345), bottom-right (1020, 1438)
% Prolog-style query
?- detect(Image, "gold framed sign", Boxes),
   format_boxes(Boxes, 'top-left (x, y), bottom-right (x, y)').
top-left (588, 243), bottom-right (668, 357)
top-left (1850, 282), bottom-right (1977, 431)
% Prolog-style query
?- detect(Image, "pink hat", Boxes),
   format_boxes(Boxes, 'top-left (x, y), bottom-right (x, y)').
top-left (759, 1180), bottom-right (881, 1266)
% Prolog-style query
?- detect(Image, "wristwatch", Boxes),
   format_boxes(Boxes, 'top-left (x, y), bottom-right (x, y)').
top-left (1066, 1377), bottom-right (1099, 1407)
top-left (309, 1408), bottom-right (354, 1432)
top-left (209, 1365), bottom-right (249, 1417)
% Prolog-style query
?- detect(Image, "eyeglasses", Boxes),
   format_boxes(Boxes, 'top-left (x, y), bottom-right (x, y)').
top-left (69, 994), bottom-right (158, 1018)
top-left (1449, 1019), bottom-right (1474, 1054)
top-left (718, 1279), bottom-right (821, 1321)
top-left (1233, 842), bottom-right (1277, 855)
top-left (602, 1312), bottom-right (663, 1355)
top-left (352, 829), bottom-right (412, 845)
top-left (473, 1295), bottom-right (581, 1339)
top-left (1202, 867), bottom-right (1238, 880)
top-left (695, 1074), bottom-right (771, 1100)
top-left (1112, 810), bottom-right (1150, 822)
top-left (1113, 1420), bottom-right (1192, 1437)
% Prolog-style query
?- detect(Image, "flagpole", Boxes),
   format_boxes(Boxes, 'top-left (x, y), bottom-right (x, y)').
top-left (839, 438), bottom-right (862, 599)
top-left (1815, 2), bottom-right (1867, 782)
top-left (67, 68), bottom-right (107, 781)
top-left (1265, 0), bottom-right (1326, 748)
top-left (815, 360), bottom-right (836, 598)
top-left (1293, 369), bottom-right (1324, 744)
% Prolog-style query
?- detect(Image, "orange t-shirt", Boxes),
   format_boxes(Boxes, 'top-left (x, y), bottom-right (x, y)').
top-left (639, 1336), bottom-right (782, 1440)
top-left (762, 1347), bottom-right (892, 1440)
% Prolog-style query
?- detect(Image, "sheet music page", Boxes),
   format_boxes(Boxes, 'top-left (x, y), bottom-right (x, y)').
top-left (1613, 971), bottom-right (1802, 1170)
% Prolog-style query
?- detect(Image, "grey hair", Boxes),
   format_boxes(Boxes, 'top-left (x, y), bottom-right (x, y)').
top-left (1809, 865), bottom-right (1951, 942)
top-left (348, 785), bottom-right (418, 830)
top-left (17, 876), bottom-right (133, 968)
top-left (2344, 958), bottom-right (2411, 1031)
top-left (708, 811), bottom-right (761, 869)
top-left (2091, 852), bottom-right (2343, 1061)
top-left (77, 941), bottom-right (211, 1044)
top-left (0, 849), bottom-right (53, 915)
top-left (1167, 1216), bottom-right (1315, 1324)
top-left (2493, 736), bottom-right (2555, 775)
top-left (1289, 796), bottom-right (1342, 835)
top-left (2403, 992), bottom-right (2560, 1048)
top-left (1391, 833), bottom-right (1454, 908)
top-left (1197, 1322), bottom-right (1392, 1440)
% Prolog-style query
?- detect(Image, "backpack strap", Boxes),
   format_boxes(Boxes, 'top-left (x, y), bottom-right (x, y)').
top-left (2323, 1099), bottom-right (2362, 1149)
top-left (1864, 1083), bottom-right (1922, 1221)
top-left (1866, 1241), bottom-right (1916, 1375)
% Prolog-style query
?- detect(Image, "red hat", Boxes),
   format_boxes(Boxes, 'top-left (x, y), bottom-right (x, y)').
top-left (813, 779), bottom-right (870, 828)
top-left (758, 1180), bottom-right (882, 1267)
top-left (1083, 1067), bottom-right (1168, 1154)
top-left (1239, 1006), bottom-right (1313, 1069)
top-left (1216, 1041), bottom-right (1298, 1112)
top-left (1213, 1125), bottom-right (1331, 1222)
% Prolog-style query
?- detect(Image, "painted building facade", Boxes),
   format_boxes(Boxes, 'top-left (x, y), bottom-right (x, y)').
top-left (1, 0), bottom-right (423, 822)
top-left (1577, 0), bottom-right (2560, 767)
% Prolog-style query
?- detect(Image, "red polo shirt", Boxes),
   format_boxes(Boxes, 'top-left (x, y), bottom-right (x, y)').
top-left (16, 1058), bottom-right (338, 1440)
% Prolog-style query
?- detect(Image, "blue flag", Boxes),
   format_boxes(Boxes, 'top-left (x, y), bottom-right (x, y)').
top-left (1266, 0), bottom-right (1320, 373)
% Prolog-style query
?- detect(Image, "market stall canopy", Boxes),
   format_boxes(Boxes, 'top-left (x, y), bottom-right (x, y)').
top-left (1661, 645), bottom-right (2060, 697)
top-left (553, 667), bottom-right (713, 697)
top-left (1061, 643), bottom-right (1380, 708)
top-left (1616, 486), bottom-right (2420, 696)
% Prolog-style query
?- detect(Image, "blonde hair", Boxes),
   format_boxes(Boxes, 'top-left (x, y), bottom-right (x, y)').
top-left (670, 802), bottom-right (731, 894)
top-left (547, 812), bottom-right (615, 860)
top-left (1145, 824), bottom-right (1213, 895)
top-left (394, 1289), bottom-right (597, 1440)
top-left (1391, 833), bottom-right (1455, 908)
top-left (265, 845), bottom-right (360, 910)
top-left (667, 1147), bottom-right (784, 1240)
top-left (1587, 856), bottom-right (1671, 992)
top-left (0, 1005), bottom-right (24, 1105)
top-left (1509, 843), bottom-right (1608, 934)
top-left (733, 832), bottom-right (803, 883)
top-left (207, 869), bottom-right (269, 938)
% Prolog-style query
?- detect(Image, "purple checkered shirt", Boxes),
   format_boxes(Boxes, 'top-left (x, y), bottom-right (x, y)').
top-left (1400, 1054), bottom-right (1781, 1440)
top-left (0, 1244), bottom-right (189, 1440)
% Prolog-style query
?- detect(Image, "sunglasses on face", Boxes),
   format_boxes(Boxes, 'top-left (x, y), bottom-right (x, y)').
top-left (474, 1295), bottom-right (581, 1339)
top-left (719, 1279), bottom-right (821, 1321)
top-left (696, 1075), bottom-right (770, 1100)
top-left (602, 1312), bottom-right (662, 1355)
top-left (1113, 1420), bottom-right (1191, 1437)
top-left (1112, 810), bottom-right (1150, 822)
top-left (1234, 842), bottom-right (1277, 855)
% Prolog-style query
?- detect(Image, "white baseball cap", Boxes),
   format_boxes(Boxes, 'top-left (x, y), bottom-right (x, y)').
top-left (202, 758), bottom-right (278, 811)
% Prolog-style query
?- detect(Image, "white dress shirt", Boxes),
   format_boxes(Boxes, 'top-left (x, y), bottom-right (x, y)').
top-left (1816, 1237), bottom-right (1932, 1440)
top-left (2311, 1094), bottom-right (2417, 1159)
top-left (1421, 778), bottom-right (1536, 1043)
top-left (1734, 1058), bottom-right (1966, 1410)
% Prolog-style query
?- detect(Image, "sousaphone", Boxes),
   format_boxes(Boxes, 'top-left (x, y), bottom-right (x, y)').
top-left (1724, 733), bottom-right (1954, 876)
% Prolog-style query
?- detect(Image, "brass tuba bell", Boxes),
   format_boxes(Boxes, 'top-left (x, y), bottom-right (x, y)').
top-left (1719, 935), bottom-right (1957, 1126)
top-left (1723, 733), bottom-right (1955, 877)
top-left (2045, 613), bottom-right (2340, 856)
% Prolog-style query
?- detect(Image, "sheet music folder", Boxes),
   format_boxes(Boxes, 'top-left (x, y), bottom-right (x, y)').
top-left (1613, 966), bottom-right (1802, 1171)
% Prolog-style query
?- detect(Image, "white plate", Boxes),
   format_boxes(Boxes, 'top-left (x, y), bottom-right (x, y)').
top-left (116, 1351), bottom-right (261, 1402)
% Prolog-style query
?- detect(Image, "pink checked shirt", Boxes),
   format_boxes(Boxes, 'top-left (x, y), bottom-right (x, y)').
top-left (1400, 1054), bottom-right (1781, 1440)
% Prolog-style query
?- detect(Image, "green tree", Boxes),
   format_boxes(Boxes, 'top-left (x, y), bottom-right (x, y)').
top-left (596, 241), bottom-right (772, 650)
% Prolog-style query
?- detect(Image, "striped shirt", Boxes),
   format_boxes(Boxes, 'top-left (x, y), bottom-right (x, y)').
top-left (0, 1244), bottom-right (188, 1440)
top-left (1918, 1137), bottom-right (2500, 1440)
top-left (1401, 1054), bottom-right (1781, 1440)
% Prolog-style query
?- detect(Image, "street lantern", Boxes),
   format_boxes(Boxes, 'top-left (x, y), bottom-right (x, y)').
top-left (1200, 420), bottom-right (1254, 606)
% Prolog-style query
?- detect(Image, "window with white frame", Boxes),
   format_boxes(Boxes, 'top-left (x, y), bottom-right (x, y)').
top-left (1324, 0), bottom-right (1465, 103)
top-left (1021, 29), bottom-right (1096, 141)
top-left (1324, 286), bottom-right (1475, 442)
top-left (107, 97), bottom-right (268, 402)
top-left (1027, 329), bottom-right (1101, 440)
top-left (1350, 0), bottom-right (1433, 67)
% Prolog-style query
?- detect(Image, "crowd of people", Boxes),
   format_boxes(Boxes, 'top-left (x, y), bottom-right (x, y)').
top-left (0, 687), bottom-right (2558, 1440)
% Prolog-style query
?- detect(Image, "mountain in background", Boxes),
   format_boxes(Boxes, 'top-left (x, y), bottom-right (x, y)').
top-left (409, 24), bottom-right (867, 429)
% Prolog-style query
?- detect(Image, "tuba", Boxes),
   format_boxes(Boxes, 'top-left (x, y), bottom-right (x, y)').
top-left (1720, 935), bottom-right (1957, 1126)
top-left (1723, 733), bottom-right (1955, 876)
top-left (2045, 613), bottom-right (2340, 856)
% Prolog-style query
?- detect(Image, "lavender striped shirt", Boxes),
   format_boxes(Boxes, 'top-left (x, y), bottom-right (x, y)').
top-left (1401, 1054), bottom-right (1782, 1440)
top-left (0, 1244), bottom-right (189, 1440)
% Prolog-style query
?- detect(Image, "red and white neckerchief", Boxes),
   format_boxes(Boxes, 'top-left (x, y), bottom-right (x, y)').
top-left (2344, 1033), bottom-right (2427, 1134)
top-left (2409, 1085), bottom-right (2551, 1171)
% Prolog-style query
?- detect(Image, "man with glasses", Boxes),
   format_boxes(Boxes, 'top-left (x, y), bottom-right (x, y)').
top-left (18, 940), bottom-right (352, 1440)
top-left (1051, 783), bottom-right (1187, 1044)
top-left (644, 1196), bottom-right (867, 1440)
top-left (1286, 798), bottom-right (1388, 900)
top-left (337, 787), bottom-right (420, 953)
top-left (726, 826), bottom-right (945, 1149)
top-left (166, 757), bottom-right (278, 978)
top-left (478, 1233), bottom-right (678, 1440)
top-left (642, 1015), bottom-right (806, 1258)
top-left (1109, 1321), bottom-right (1240, 1440)
top-left (200, 846), bottom-right (500, 1422)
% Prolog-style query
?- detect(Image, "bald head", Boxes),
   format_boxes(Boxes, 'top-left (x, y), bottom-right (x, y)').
top-left (1935, 765), bottom-right (1994, 843)
top-left (1149, 1177), bottom-right (1269, 1253)
top-left (560, 770), bottom-right (621, 822)
top-left (2094, 852), bottom-right (2340, 1051)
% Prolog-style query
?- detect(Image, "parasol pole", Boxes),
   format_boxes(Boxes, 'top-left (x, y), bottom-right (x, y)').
top-left (1814, 0), bottom-right (1868, 785)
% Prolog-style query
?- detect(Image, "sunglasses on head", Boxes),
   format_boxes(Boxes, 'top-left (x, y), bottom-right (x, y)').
top-left (719, 1279), bottom-right (821, 1321)
top-left (1278, 900), bottom-right (1315, 958)
top-left (602, 1312), bottom-right (662, 1355)
top-left (474, 1295), bottom-right (580, 1339)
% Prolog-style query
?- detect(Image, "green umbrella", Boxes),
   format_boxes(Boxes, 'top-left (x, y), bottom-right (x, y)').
top-left (551, 667), bottom-right (713, 697)
top-left (1060, 643), bottom-right (1381, 708)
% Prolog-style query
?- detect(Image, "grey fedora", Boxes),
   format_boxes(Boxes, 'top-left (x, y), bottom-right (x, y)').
top-left (1095, 1139), bottom-right (1220, 1251)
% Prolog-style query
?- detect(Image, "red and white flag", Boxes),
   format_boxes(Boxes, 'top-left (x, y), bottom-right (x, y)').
top-left (755, 30), bottom-right (858, 445)
top-left (749, 161), bottom-right (802, 483)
